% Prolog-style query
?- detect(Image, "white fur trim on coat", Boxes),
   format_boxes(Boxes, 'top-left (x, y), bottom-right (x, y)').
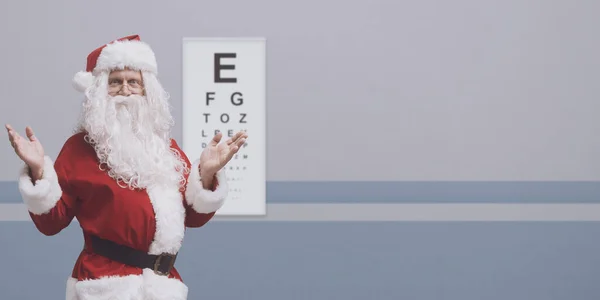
top-left (18, 155), bottom-right (63, 215)
top-left (185, 159), bottom-right (228, 214)
top-left (72, 71), bottom-right (95, 92)
top-left (66, 270), bottom-right (188, 300)
top-left (94, 40), bottom-right (158, 74)
top-left (146, 183), bottom-right (186, 255)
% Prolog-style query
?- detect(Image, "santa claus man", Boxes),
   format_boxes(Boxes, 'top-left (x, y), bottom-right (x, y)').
top-left (5, 35), bottom-right (247, 299)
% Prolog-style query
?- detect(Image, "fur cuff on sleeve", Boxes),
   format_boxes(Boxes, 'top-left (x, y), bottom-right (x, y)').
top-left (185, 159), bottom-right (228, 214)
top-left (18, 156), bottom-right (63, 215)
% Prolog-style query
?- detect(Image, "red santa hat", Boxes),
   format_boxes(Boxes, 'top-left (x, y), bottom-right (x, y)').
top-left (72, 34), bottom-right (158, 92)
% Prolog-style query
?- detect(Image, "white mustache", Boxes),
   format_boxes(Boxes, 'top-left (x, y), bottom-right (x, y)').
top-left (111, 95), bottom-right (143, 105)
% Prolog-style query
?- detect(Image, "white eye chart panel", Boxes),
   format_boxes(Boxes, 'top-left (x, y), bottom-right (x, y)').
top-left (182, 37), bottom-right (266, 216)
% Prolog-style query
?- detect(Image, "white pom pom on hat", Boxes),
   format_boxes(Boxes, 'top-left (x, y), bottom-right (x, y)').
top-left (72, 71), bottom-right (95, 92)
top-left (71, 34), bottom-right (158, 93)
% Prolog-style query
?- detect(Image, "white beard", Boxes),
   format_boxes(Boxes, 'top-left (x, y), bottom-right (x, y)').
top-left (77, 72), bottom-right (188, 190)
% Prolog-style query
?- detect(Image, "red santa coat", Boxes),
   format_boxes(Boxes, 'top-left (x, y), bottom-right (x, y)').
top-left (17, 132), bottom-right (228, 300)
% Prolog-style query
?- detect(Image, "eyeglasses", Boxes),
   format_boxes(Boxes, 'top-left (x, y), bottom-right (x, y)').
top-left (108, 78), bottom-right (144, 94)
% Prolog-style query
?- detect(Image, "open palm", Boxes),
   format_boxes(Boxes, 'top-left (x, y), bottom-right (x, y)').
top-left (5, 124), bottom-right (45, 174)
top-left (199, 131), bottom-right (247, 177)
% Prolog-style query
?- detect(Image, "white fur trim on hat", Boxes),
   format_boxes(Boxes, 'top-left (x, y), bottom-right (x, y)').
top-left (72, 71), bottom-right (95, 92)
top-left (94, 40), bottom-right (158, 74)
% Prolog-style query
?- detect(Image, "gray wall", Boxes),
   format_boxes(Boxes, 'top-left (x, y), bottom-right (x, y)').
top-left (1, 0), bottom-right (600, 299)
top-left (0, 0), bottom-right (599, 181)
top-left (3, 221), bottom-right (600, 300)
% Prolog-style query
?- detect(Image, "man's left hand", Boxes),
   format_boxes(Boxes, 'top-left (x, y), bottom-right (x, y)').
top-left (199, 130), bottom-right (248, 181)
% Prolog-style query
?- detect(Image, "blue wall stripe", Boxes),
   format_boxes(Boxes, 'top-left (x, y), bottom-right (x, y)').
top-left (5, 203), bottom-right (600, 222)
top-left (1, 222), bottom-right (599, 299)
top-left (3, 180), bottom-right (600, 203)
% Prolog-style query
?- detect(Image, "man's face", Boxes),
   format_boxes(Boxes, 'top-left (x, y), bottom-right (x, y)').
top-left (79, 68), bottom-right (185, 189)
top-left (107, 69), bottom-right (144, 97)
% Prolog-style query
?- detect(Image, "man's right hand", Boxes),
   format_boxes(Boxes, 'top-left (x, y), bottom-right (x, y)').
top-left (5, 124), bottom-right (45, 181)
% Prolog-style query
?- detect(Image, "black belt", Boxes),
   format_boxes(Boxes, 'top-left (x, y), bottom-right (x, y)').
top-left (89, 235), bottom-right (177, 276)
